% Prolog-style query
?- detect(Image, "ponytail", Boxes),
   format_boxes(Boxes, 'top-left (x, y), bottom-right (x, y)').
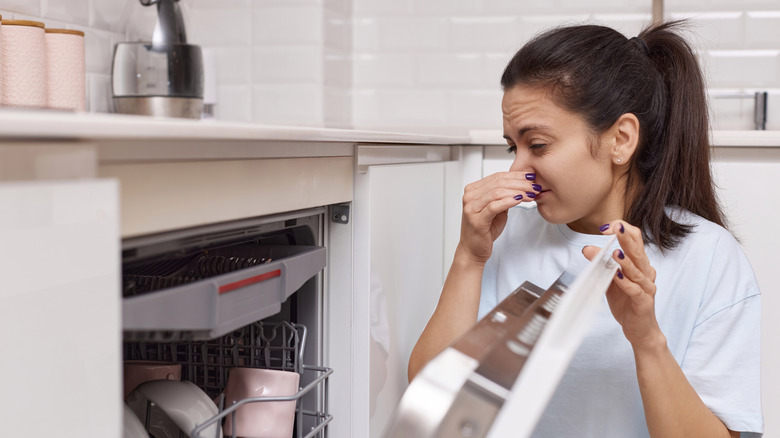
top-left (501, 20), bottom-right (726, 250)
top-left (631, 21), bottom-right (726, 249)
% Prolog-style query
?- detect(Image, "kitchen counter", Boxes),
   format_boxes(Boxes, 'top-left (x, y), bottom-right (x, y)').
top-left (0, 108), bottom-right (468, 144)
top-left (0, 109), bottom-right (472, 163)
top-left (1, 108), bottom-right (777, 150)
top-left (2, 109), bottom-right (779, 438)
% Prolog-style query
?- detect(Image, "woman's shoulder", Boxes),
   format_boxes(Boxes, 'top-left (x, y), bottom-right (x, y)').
top-left (665, 206), bottom-right (738, 249)
top-left (663, 206), bottom-right (760, 303)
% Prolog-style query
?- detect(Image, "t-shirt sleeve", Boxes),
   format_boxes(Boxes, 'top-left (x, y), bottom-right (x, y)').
top-left (680, 233), bottom-right (763, 435)
top-left (682, 295), bottom-right (763, 434)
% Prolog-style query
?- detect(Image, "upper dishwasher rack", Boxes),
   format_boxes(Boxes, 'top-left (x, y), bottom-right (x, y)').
top-left (121, 211), bottom-right (326, 341)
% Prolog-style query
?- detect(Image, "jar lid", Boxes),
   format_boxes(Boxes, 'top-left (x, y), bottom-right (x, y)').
top-left (45, 28), bottom-right (85, 37)
top-left (1, 19), bottom-right (45, 29)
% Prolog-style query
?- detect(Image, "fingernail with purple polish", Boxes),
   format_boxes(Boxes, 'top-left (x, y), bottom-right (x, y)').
top-left (599, 224), bottom-right (610, 232)
top-left (525, 173), bottom-right (536, 181)
top-left (620, 224), bottom-right (625, 233)
top-left (617, 270), bottom-right (624, 279)
top-left (514, 194), bottom-right (523, 201)
top-left (617, 249), bottom-right (625, 260)
top-left (532, 183), bottom-right (542, 191)
top-left (525, 192), bottom-right (536, 199)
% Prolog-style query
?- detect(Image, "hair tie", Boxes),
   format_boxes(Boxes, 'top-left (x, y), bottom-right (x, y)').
top-left (630, 36), bottom-right (650, 56)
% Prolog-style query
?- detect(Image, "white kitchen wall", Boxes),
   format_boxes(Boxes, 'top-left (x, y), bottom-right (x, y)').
top-left (1, 0), bottom-right (777, 131)
top-left (352, 0), bottom-right (780, 134)
top-left (187, 0), bottom-right (352, 127)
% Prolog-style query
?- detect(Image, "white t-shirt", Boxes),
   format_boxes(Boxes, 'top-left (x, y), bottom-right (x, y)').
top-left (479, 204), bottom-right (763, 437)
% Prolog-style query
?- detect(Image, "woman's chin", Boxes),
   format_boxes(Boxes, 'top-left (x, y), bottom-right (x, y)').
top-left (536, 206), bottom-right (569, 225)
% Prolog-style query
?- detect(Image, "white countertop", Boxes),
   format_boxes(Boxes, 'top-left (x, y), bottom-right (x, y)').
top-left (1, 109), bottom-right (778, 147)
top-left (0, 109), bottom-right (469, 145)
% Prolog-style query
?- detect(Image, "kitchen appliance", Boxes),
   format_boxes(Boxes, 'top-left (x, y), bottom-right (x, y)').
top-left (121, 209), bottom-right (332, 438)
top-left (383, 236), bottom-right (618, 438)
top-left (112, 0), bottom-right (204, 119)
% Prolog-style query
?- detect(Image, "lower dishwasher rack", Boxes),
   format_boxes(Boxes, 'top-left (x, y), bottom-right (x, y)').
top-left (125, 320), bottom-right (332, 438)
top-left (123, 243), bottom-right (326, 341)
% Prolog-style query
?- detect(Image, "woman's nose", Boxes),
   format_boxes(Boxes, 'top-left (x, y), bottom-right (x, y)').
top-left (508, 150), bottom-right (531, 172)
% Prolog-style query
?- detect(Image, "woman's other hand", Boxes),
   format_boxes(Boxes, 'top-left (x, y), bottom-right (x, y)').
top-left (459, 171), bottom-right (540, 264)
top-left (582, 220), bottom-right (664, 351)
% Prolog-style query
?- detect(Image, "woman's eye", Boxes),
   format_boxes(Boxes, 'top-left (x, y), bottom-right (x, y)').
top-left (506, 145), bottom-right (517, 154)
top-left (530, 143), bottom-right (547, 150)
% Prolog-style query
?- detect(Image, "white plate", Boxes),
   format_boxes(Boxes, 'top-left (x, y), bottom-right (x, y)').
top-left (123, 403), bottom-right (150, 438)
top-left (126, 379), bottom-right (223, 438)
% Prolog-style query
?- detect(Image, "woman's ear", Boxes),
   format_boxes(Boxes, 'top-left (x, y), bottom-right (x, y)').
top-left (609, 113), bottom-right (640, 165)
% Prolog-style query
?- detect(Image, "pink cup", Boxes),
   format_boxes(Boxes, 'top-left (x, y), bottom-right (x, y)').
top-left (123, 360), bottom-right (182, 399)
top-left (222, 368), bottom-right (300, 438)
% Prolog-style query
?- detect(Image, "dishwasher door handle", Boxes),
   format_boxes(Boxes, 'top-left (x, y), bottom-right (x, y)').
top-left (218, 269), bottom-right (282, 294)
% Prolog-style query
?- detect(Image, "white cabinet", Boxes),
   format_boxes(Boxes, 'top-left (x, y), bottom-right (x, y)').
top-left (0, 179), bottom-right (120, 438)
top-left (351, 144), bottom-right (465, 438)
top-left (711, 146), bottom-right (780, 438)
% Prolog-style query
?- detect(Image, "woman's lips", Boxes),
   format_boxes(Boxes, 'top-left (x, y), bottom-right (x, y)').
top-left (535, 190), bottom-right (550, 200)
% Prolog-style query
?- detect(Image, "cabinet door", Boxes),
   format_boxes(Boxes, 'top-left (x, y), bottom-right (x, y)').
top-left (366, 161), bottom-right (451, 438)
top-left (349, 143), bottom-right (463, 438)
top-left (712, 147), bottom-right (780, 438)
top-left (0, 180), bottom-right (120, 438)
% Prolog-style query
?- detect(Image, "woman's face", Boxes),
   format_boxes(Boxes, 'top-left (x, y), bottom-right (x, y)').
top-left (502, 84), bottom-right (624, 233)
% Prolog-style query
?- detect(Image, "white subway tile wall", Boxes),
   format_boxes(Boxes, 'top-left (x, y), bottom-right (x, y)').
top-left (352, 0), bottom-right (780, 133)
top-left (188, 0), bottom-right (352, 126)
top-left (0, 0), bottom-right (778, 130)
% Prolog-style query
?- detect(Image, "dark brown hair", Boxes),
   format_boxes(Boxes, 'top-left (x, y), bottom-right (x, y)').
top-left (501, 20), bottom-right (726, 250)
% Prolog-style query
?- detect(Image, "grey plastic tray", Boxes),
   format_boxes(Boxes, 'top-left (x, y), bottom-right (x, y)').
top-left (123, 245), bottom-right (326, 341)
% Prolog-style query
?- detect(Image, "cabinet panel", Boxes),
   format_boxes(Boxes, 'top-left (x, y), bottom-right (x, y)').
top-left (0, 180), bottom-right (120, 438)
top-left (365, 161), bottom-right (449, 438)
top-left (712, 146), bottom-right (780, 438)
top-left (99, 157), bottom-right (353, 238)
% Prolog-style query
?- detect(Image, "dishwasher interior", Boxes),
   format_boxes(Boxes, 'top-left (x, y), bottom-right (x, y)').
top-left (121, 208), bottom-right (332, 438)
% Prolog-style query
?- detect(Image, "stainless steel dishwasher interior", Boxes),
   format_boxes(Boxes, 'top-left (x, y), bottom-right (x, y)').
top-left (121, 208), bottom-right (331, 438)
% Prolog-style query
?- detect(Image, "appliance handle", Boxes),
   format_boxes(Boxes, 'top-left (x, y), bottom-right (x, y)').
top-left (217, 269), bottom-right (282, 294)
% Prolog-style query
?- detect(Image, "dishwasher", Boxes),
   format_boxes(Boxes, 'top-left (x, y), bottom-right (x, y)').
top-left (383, 236), bottom-right (619, 438)
top-left (120, 207), bottom-right (332, 438)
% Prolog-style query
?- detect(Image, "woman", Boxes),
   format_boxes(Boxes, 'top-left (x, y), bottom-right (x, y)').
top-left (408, 21), bottom-right (763, 437)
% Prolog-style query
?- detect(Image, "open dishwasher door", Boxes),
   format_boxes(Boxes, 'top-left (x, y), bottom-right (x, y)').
top-left (383, 236), bottom-right (618, 438)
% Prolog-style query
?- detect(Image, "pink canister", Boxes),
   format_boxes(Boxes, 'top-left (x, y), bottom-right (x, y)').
top-left (45, 28), bottom-right (86, 111)
top-left (1, 19), bottom-right (47, 108)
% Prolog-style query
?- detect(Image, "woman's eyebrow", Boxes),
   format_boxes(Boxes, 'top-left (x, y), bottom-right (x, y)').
top-left (518, 124), bottom-right (552, 135)
top-left (504, 124), bottom-right (553, 140)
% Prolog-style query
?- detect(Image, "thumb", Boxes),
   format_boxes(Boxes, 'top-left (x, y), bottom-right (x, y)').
top-left (582, 245), bottom-right (600, 261)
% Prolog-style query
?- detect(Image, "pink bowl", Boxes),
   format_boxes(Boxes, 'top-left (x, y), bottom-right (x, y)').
top-left (123, 360), bottom-right (181, 399)
top-left (222, 368), bottom-right (300, 438)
